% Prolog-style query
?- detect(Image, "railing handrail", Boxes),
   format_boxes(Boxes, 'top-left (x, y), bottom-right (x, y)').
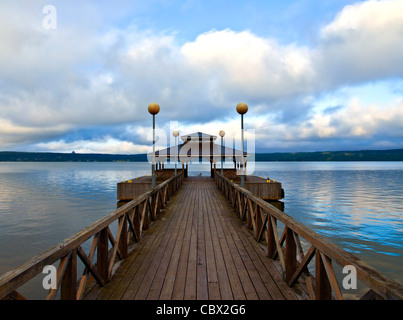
top-left (0, 172), bottom-right (183, 300)
top-left (215, 172), bottom-right (403, 300)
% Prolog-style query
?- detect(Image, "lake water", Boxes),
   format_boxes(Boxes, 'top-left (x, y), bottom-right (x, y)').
top-left (0, 161), bottom-right (402, 298)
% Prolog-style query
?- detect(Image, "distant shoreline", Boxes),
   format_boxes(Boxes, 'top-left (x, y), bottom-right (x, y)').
top-left (1, 149), bottom-right (403, 162)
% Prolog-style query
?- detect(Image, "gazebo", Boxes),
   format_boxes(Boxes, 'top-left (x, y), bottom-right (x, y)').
top-left (118, 132), bottom-right (283, 201)
top-left (148, 132), bottom-right (248, 178)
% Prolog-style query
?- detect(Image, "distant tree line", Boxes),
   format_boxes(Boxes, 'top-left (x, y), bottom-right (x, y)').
top-left (0, 152), bottom-right (148, 162)
top-left (1, 149), bottom-right (403, 162)
top-left (255, 149), bottom-right (403, 161)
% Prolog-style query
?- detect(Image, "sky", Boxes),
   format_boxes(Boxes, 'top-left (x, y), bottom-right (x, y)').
top-left (1, 0), bottom-right (403, 154)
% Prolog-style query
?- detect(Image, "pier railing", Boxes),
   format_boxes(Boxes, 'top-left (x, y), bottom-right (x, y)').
top-left (0, 173), bottom-right (183, 300)
top-left (215, 173), bottom-right (403, 300)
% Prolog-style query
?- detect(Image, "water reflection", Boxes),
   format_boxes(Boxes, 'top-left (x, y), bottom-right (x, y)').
top-left (254, 162), bottom-right (403, 285)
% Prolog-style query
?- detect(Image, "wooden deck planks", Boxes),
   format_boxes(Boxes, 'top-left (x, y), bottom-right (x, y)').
top-left (158, 182), bottom-right (193, 300)
top-left (83, 176), bottom-right (306, 300)
top-left (170, 183), bottom-right (196, 300)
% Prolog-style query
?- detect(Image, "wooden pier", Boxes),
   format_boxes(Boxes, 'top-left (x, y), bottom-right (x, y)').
top-left (85, 176), bottom-right (302, 300)
top-left (1, 173), bottom-right (403, 301)
top-left (118, 169), bottom-right (284, 201)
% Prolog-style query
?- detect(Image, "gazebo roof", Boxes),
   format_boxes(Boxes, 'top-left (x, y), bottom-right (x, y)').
top-left (148, 132), bottom-right (247, 163)
top-left (181, 132), bottom-right (217, 142)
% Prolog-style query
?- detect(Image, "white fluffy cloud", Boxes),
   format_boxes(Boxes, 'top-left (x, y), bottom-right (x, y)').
top-left (318, 0), bottom-right (403, 87)
top-left (181, 29), bottom-right (316, 101)
top-left (322, 0), bottom-right (403, 36)
top-left (302, 97), bottom-right (403, 139)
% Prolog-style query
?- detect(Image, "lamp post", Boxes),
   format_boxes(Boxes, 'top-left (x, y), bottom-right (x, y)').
top-left (236, 102), bottom-right (248, 188)
top-left (173, 130), bottom-right (179, 175)
top-left (219, 130), bottom-right (225, 175)
top-left (148, 103), bottom-right (160, 188)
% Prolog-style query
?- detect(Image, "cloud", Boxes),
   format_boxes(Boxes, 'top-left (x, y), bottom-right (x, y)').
top-left (318, 0), bottom-right (403, 87)
top-left (0, 0), bottom-right (403, 153)
top-left (181, 29), bottom-right (316, 101)
top-left (253, 93), bottom-right (403, 152)
top-left (0, 117), bottom-right (71, 148)
top-left (322, 0), bottom-right (403, 35)
top-left (36, 137), bottom-right (150, 154)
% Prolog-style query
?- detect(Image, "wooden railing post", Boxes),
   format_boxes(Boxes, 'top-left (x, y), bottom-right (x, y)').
top-left (246, 200), bottom-right (253, 230)
top-left (142, 200), bottom-right (150, 230)
top-left (255, 205), bottom-right (262, 239)
top-left (285, 228), bottom-right (297, 283)
top-left (97, 228), bottom-right (109, 284)
top-left (119, 215), bottom-right (128, 259)
top-left (315, 249), bottom-right (332, 300)
top-left (266, 214), bottom-right (276, 258)
top-left (61, 249), bottom-right (77, 300)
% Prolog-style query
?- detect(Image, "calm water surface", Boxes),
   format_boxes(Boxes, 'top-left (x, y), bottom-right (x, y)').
top-left (0, 161), bottom-right (402, 298)
top-left (253, 162), bottom-right (403, 287)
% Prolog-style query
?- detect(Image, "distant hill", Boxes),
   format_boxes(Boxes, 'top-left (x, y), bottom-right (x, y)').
top-left (255, 149), bottom-right (403, 161)
top-left (0, 151), bottom-right (148, 162)
top-left (1, 149), bottom-right (403, 162)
